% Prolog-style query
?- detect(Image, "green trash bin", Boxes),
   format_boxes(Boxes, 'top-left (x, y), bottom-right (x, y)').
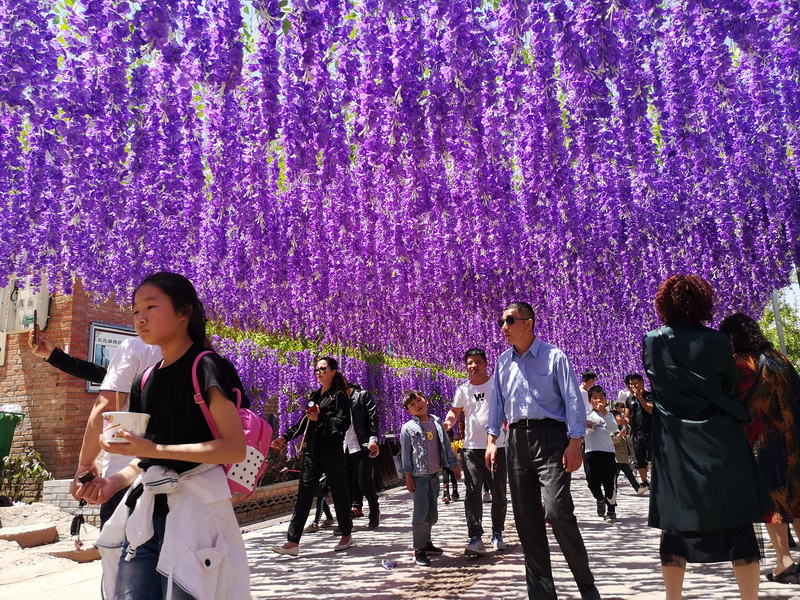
top-left (0, 412), bottom-right (24, 464)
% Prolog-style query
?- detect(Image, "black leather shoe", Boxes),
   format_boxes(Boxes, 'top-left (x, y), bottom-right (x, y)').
top-left (767, 563), bottom-right (800, 584)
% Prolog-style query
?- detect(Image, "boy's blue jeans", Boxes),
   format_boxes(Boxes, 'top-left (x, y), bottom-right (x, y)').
top-left (411, 473), bottom-right (440, 549)
top-left (115, 513), bottom-right (195, 600)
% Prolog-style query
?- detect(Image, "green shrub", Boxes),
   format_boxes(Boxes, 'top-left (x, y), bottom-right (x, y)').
top-left (0, 450), bottom-right (53, 503)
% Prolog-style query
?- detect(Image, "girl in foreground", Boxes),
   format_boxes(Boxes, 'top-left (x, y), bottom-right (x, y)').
top-left (78, 272), bottom-right (250, 600)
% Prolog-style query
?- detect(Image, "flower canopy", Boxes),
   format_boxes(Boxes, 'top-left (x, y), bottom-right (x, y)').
top-left (2, 0), bottom-right (799, 380)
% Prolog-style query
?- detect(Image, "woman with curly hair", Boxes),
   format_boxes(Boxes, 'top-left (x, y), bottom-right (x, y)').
top-left (720, 312), bottom-right (800, 583)
top-left (643, 274), bottom-right (769, 600)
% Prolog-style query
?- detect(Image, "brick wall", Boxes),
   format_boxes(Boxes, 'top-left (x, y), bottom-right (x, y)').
top-left (0, 280), bottom-right (131, 481)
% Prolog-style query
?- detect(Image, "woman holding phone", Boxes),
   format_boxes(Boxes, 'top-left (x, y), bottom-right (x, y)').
top-left (270, 357), bottom-right (354, 555)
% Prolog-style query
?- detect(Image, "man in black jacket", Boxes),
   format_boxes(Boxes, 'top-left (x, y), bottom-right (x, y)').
top-left (622, 373), bottom-right (653, 495)
top-left (344, 382), bottom-right (381, 528)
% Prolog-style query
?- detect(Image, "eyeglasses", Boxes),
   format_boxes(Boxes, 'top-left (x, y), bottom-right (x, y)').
top-left (314, 367), bottom-right (329, 374)
top-left (497, 316), bottom-right (532, 328)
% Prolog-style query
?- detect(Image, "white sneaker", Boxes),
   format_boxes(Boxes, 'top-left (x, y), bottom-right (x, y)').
top-left (490, 533), bottom-right (506, 550)
top-left (465, 536), bottom-right (487, 556)
top-left (637, 484), bottom-right (650, 496)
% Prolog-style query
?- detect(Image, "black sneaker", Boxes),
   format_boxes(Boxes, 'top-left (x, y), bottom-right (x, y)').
top-left (596, 500), bottom-right (606, 518)
top-left (424, 541), bottom-right (444, 555)
top-left (368, 510), bottom-right (380, 529)
top-left (351, 507), bottom-right (364, 518)
top-left (605, 511), bottom-right (617, 523)
top-left (414, 548), bottom-right (431, 566)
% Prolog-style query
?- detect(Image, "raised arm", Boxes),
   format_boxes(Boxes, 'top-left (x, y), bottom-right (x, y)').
top-left (30, 331), bottom-right (107, 383)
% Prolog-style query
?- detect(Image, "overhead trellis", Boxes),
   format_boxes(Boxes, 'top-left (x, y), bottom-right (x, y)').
top-left (1, 0), bottom-right (799, 379)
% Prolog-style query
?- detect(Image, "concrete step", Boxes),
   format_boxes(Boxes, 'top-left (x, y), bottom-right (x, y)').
top-left (33, 538), bottom-right (101, 563)
top-left (0, 523), bottom-right (58, 548)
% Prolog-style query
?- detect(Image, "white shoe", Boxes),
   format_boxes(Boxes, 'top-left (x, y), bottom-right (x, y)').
top-left (490, 533), bottom-right (506, 550)
top-left (272, 544), bottom-right (299, 557)
top-left (334, 536), bottom-right (355, 551)
top-left (465, 536), bottom-right (487, 556)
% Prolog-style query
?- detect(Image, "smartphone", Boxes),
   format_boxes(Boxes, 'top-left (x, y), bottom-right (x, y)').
top-left (77, 471), bottom-right (95, 484)
top-left (33, 309), bottom-right (40, 345)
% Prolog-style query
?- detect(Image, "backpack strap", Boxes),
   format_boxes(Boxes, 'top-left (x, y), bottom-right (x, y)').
top-left (141, 364), bottom-right (156, 390)
top-left (192, 351), bottom-right (221, 439)
top-left (138, 364), bottom-right (158, 413)
top-left (192, 350), bottom-right (244, 440)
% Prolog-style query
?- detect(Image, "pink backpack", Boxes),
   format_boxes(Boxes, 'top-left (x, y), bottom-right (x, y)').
top-left (141, 350), bottom-right (273, 499)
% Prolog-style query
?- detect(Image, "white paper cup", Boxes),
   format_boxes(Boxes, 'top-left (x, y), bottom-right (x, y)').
top-left (102, 411), bottom-right (150, 443)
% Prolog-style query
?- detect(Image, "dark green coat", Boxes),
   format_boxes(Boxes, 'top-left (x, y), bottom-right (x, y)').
top-left (643, 324), bottom-right (770, 531)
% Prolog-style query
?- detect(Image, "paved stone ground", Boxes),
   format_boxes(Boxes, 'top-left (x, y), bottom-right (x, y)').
top-left (5, 469), bottom-right (800, 599)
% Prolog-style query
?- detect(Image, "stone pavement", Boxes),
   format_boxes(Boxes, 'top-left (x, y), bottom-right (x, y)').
top-left (5, 469), bottom-right (800, 599)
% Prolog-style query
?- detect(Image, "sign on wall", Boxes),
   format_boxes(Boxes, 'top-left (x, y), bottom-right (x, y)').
top-left (86, 323), bottom-right (136, 393)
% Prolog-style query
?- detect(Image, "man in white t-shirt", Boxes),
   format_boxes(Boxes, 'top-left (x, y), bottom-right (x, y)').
top-left (71, 336), bottom-right (161, 524)
top-left (443, 348), bottom-right (507, 556)
top-left (578, 371), bottom-right (596, 413)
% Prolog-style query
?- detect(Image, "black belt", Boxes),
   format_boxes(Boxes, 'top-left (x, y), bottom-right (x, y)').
top-left (509, 418), bottom-right (564, 429)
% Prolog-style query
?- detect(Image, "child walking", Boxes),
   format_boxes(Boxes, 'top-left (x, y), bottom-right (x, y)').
top-left (304, 474), bottom-right (334, 533)
top-left (80, 272), bottom-right (250, 600)
top-left (441, 429), bottom-right (460, 503)
top-left (584, 385), bottom-right (620, 523)
top-left (610, 409), bottom-right (640, 494)
top-left (399, 390), bottom-right (460, 566)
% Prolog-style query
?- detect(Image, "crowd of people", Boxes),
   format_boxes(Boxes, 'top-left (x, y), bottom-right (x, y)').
top-left (25, 271), bottom-right (800, 600)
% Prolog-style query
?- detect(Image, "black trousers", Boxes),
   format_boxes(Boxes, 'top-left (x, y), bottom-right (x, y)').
top-left (462, 447), bottom-right (508, 538)
top-left (345, 449), bottom-right (379, 513)
top-left (583, 451), bottom-right (617, 508)
top-left (507, 423), bottom-right (595, 600)
top-left (287, 444), bottom-right (352, 542)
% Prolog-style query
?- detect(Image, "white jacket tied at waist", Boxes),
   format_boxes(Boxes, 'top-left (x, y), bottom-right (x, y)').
top-left (96, 463), bottom-right (251, 600)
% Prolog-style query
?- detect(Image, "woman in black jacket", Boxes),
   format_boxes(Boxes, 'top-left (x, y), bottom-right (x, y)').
top-left (271, 356), bottom-right (353, 556)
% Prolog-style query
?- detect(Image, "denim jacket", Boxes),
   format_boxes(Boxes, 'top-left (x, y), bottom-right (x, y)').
top-left (399, 414), bottom-right (458, 476)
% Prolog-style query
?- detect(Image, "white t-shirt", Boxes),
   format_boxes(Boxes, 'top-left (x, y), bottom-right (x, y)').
top-left (100, 337), bottom-right (162, 475)
top-left (579, 386), bottom-right (592, 413)
top-left (452, 378), bottom-right (505, 449)
top-left (584, 409), bottom-right (618, 454)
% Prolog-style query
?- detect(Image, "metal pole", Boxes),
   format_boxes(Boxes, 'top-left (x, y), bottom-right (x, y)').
top-left (772, 292), bottom-right (788, 355)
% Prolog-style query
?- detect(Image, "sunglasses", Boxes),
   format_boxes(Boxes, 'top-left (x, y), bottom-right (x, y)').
top-left (314, 367), bottom-right (330, 374)
top-left (497, 316), bottom-right (532, 329)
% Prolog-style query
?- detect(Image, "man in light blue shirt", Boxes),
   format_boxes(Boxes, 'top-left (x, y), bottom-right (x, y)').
top-left (485, 302), bottom-right (600, 600)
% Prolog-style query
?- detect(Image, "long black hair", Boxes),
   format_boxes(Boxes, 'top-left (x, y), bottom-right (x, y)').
top-left (719, 312), bottom-right (773, 355)
top-left (316, 356), bottom-right (347, 394)
top-left (134, 272), bottom-right (209, 347)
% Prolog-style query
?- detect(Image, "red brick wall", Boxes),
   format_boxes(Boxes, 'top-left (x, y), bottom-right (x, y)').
top-left (1, 280), bottom-right (131, 479)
